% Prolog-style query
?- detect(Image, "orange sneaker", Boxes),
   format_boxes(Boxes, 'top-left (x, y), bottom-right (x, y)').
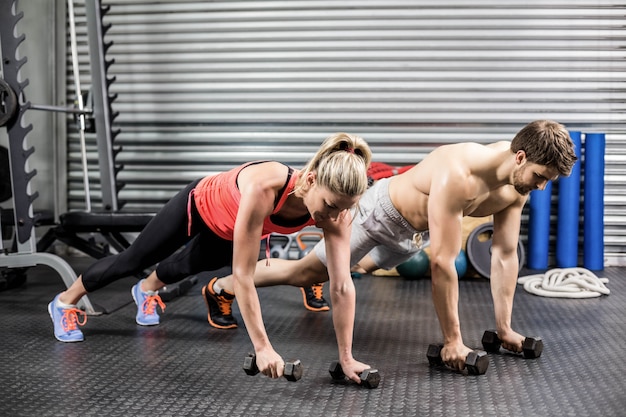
top-left (301, 283), bottom-right (330, 312)
top-left (202, 277), bottom-right (238, 329)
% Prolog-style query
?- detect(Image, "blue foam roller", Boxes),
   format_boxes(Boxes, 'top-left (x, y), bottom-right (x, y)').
top-left (556, 131), bottom-right (582, 267)
top-left (527, 181), bottom-right (552, 270)
top-left (583, 132), bottom-right (605, 270)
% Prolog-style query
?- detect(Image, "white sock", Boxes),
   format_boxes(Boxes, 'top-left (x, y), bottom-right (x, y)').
top-left (212, 279), bottom-right (223, 293)
top-left (56, 297), bottom-right (75, 308)
top-left (139, 280), bottom-right (157, 295)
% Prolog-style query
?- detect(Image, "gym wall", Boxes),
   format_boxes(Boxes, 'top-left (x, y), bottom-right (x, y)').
top-left (26, 1), bottom-right (626, 264)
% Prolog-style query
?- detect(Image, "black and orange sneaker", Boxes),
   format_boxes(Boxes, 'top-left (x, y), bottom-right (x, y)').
top-left (301, 283), bottom-right (330, 312)
top-left (202, 277), bottom-right (238, 329)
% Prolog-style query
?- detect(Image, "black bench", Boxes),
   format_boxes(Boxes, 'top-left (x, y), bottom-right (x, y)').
top-left (37, 211), bottom-right (155, 258)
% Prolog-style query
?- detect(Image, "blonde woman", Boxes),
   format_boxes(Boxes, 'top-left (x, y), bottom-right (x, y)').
top-left (49, 132), bottom-right (371, 379)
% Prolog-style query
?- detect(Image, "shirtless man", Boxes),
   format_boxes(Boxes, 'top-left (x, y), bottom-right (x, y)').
top-left (203, 120), bottom-right (577, 380)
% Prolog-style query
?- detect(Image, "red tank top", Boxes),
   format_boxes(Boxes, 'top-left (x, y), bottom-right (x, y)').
top-left (192, 162), bottom-right (316, 240)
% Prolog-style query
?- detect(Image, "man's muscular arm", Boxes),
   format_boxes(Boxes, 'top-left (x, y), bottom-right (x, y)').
top-left (427, 171), bottom-right (473, 371)
top-left (489, 203), bottom-right (527, 353)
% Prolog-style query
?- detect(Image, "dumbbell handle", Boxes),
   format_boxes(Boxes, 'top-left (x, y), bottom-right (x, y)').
top-left (243, 353), bottom-right (303, 381)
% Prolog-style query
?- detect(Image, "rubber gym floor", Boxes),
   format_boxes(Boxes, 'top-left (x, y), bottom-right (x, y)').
top-left (0, 256), bottom-right (624, 417)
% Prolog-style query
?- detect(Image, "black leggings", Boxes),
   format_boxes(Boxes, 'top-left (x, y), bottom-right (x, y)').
top-left (81, 179), bottom-right (234, 293)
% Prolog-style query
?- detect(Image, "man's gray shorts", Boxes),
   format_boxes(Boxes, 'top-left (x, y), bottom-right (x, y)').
top-left (314, 177), bottom-right (429, 269)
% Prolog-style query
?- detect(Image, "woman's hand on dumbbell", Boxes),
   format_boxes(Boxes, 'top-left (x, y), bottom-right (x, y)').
top-left (250, 348), bottom-right (286, 378)
top-left (243, 350), bottom-right (304, 381)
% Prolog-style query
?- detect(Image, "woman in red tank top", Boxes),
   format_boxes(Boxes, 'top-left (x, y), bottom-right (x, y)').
top-left (48, 132), bottom-right (372, 381)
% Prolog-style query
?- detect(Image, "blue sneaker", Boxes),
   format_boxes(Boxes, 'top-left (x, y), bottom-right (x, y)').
top-left (48, 294), bottom-right (87, 342)
top-left (131, 279), bottom-right (165, 326)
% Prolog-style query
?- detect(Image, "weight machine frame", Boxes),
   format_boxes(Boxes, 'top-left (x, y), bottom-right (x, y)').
top-left (0, 0), bottom-right (161, 314)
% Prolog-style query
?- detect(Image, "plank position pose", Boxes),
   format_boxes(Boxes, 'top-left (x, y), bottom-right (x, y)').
top-left (203, 120), bottom-right (577, 380)
top-left (48, 132), bottom-right (372, 378)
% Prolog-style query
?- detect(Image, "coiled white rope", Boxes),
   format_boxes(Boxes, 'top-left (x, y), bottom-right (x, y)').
top-left (518, 267), bottom-right (610, 298)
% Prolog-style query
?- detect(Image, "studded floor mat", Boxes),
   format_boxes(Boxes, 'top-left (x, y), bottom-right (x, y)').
top-left (0, 261), bottom-right (623, 416)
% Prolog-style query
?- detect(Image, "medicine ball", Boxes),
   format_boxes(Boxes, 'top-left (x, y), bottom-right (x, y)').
top-left (396, 251), bottom-right (430, 280)
top-left (455, 249), bottom-right (468, 278)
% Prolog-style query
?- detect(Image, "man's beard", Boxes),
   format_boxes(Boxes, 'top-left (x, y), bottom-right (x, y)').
top-left (513, 168), bottom-right (532, 195)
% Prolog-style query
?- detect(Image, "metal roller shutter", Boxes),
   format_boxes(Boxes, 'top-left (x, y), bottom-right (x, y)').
top-left (65, 0), bottom-right (626, 264)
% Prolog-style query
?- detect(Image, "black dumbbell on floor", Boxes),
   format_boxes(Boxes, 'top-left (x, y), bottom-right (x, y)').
top-left (329, 360), bottom-right (380, 389)
top-left (481, 329), bottom-right (543, 359)
top-left (243, 353), bottom-right (303, 381)
top-left (426, 344), bottom-right (489, 375)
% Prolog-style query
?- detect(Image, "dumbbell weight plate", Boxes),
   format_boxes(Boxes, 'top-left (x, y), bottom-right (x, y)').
top-left (243, 353), bottom-right (260, 375)
top-left (284, 360), bottom-right (304, 381)
top-left (522, 337), bottom-right (544, 359)
top-left (360, 369), bottom-right (380, 389)
top-left (466, 222), bottom-right (526, 279)
top-left (0, 79), bottom-right (18, 127)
